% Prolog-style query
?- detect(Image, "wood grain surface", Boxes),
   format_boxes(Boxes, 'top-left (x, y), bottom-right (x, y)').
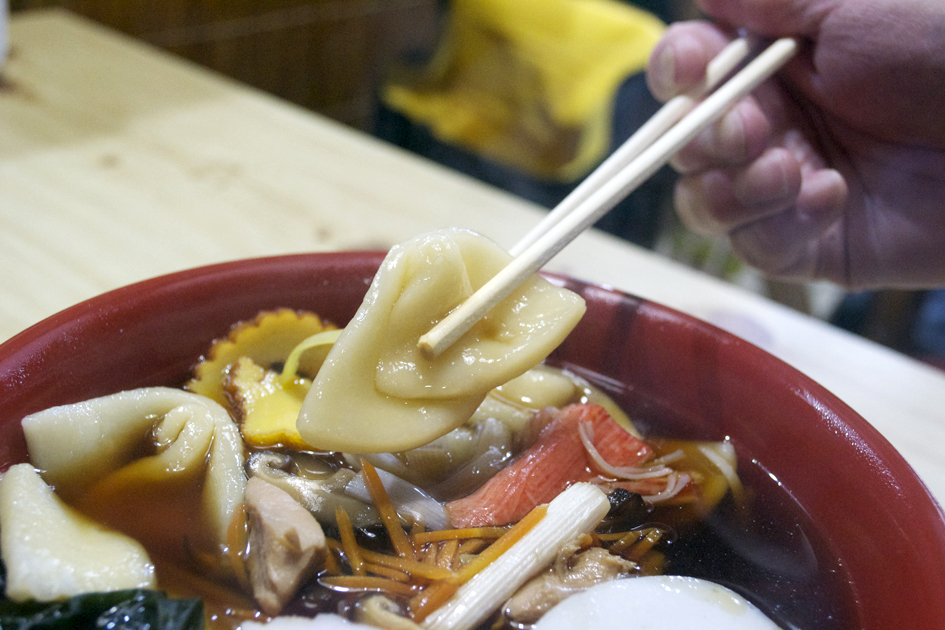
top-left (2, 10), bottom-right (944, 505)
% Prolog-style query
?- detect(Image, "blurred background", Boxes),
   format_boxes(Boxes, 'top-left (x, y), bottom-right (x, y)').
top-left (7, 0), bottom-right (944, 370)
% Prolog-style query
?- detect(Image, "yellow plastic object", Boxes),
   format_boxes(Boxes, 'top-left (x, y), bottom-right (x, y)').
top-left (227, 357), bottom-right (312, 450)
top-left (187, 309), bottom-right (337, 408)
top-left (382, 0), bottom-right (664, 181)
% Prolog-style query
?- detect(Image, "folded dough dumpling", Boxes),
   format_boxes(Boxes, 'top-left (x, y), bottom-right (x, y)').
top-left (21, 387), bottom-right (246, 573)
top-left (298, 229), bottom-right (586, 453)
top-left (0, 464), bottom-right (156, 602)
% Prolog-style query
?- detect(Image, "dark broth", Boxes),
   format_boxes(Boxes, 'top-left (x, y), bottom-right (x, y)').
top-left (562, 362), bottom-right (859, 630)
top-left (44, 358), bottom-right (859, 630)
top-left (653, 458), bottom-right (856, 629)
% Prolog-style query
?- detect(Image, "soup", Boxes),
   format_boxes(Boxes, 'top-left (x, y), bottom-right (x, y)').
top-left (0, 315), bottom-right (854, 630)
top-left (0, 249), bottom-right (939, 630)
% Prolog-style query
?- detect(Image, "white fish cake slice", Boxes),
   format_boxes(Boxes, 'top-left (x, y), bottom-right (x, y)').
top-left (534, 576), bottom-right (783, 630)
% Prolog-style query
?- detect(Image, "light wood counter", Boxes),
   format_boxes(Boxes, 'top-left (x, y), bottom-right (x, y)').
top-left (2, 9), bottom-right (944, 504)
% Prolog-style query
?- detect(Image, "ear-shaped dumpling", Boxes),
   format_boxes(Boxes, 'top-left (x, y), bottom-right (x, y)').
top-left (21, 387), bottom-right (246, 572)
top-left (0, 464), bottom-right (156, 602)
top-left (297, 229), bottom-right (586, 453)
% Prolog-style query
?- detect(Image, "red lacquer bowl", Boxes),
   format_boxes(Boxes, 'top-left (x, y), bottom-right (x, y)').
top-left (0, 252), bottom-right (943, 629)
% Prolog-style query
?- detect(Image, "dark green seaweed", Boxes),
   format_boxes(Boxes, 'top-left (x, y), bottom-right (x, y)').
top-left (0, 562), bottom-right (203, 630)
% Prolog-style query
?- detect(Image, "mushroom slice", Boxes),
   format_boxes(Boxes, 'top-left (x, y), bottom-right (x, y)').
top-left (247, 452), bottom-right (379, 528)
top-left (355, 595), bottom-right (423, 630)
top-left (504, 543), bottom-right (636, 624)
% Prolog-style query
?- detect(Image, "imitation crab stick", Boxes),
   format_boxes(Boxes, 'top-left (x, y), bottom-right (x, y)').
top-left (446, 404), bottom-right (652, 527)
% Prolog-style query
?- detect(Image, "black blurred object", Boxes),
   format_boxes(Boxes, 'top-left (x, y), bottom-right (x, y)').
top-left (830, 289), bottom-right (945, 370)
top-left (374, 71), bottom-right (677, 249)
top-left (913, 290), bottom-right (945, 367)
top-left (629, 0), bottom-right (681, 23)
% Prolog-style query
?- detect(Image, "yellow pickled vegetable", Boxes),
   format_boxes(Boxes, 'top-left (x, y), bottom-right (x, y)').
top-left (226, 357), bottom-right (312, 450)
top-left (187, 309), bottom-right (337, 408)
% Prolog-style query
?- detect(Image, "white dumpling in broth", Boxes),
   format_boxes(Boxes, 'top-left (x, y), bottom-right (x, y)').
top-left (0, 464), bottom-right (156, 602)
top-left (21, 387), bottom-right (246, 573)
top-left (297, 229), bottom-right (586, 453)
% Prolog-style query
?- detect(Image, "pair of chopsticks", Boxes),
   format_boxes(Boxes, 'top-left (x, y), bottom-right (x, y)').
top-left (419, 37), bottom-right (799, 358)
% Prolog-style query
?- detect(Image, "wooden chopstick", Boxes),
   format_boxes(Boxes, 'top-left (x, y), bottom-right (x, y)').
top-left (419, 37), bottom-right (799, 359)
top-left (509, 36), bottom-right (752, 257)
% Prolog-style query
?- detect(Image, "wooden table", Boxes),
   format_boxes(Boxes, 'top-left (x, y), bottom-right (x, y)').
top-left (3, 9), bottom-right (945, 505)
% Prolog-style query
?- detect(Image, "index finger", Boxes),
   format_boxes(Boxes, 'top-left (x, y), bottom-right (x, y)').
top-left (646, 21), bottom-right (739, 102)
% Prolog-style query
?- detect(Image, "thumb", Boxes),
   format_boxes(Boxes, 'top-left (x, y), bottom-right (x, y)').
top-left (696, 0), bottom-right (828, 37)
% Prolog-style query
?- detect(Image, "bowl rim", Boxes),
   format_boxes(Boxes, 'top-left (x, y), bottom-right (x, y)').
top-left (2, 250), bottom-right (942, 515)
top-left (2, 251), bottom-right (944, 628)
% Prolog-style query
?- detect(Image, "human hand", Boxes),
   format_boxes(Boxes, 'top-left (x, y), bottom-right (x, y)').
top-left (647, 0), bottom-right (945, 289)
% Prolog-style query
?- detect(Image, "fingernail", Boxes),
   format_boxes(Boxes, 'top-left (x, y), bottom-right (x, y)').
top-left (699, 108), bottom-right (746, 158)
top-left (801, 169), bottom-right (848, 217)
top-left (767, 149), bottom-right (801, 201)
top-left (656, 44), bottom-right (676, 96)
top-left (716, 108), bottom-right (746, 157)
top-left (734, 148), bottom-right (799, 206)
top-left (674, 179), bottom-right (706, 233)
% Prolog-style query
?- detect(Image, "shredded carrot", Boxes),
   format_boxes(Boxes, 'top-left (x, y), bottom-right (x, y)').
top-left (410, 521), bottom-right (426, 537)
top-left (422, 543), bottom-right (439, 566)
top-left (323, 542), bottom-right (342, 575)
top-left (412, 526), bottom-right (510, 544)
top-left (576, 533), bottom-right (594, 548)
top-left (409, 580), bottom-right (459, 622)
top-left (335, 507), bottom-right (366, 575)
top-left (454, 505), bottom-right (547, 584)
top-left (456, 539), bottom-right (488, 556)
top-left (437, 539), bottom-right (459, 570)
top-left (332, 496), bottom-right (614, 627)
top-left (414, 542), bottom-right (431, 563)
top-left (360, 458), bottom-right (415, 560)
top-left (359, 547), bottom-right (454, 580)
top-left (364, 562), bottom-right (411, 582)
top-left (225, 503), bottom-right (251, 592)
top-left (321, 575), bottom-right (416, 597)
